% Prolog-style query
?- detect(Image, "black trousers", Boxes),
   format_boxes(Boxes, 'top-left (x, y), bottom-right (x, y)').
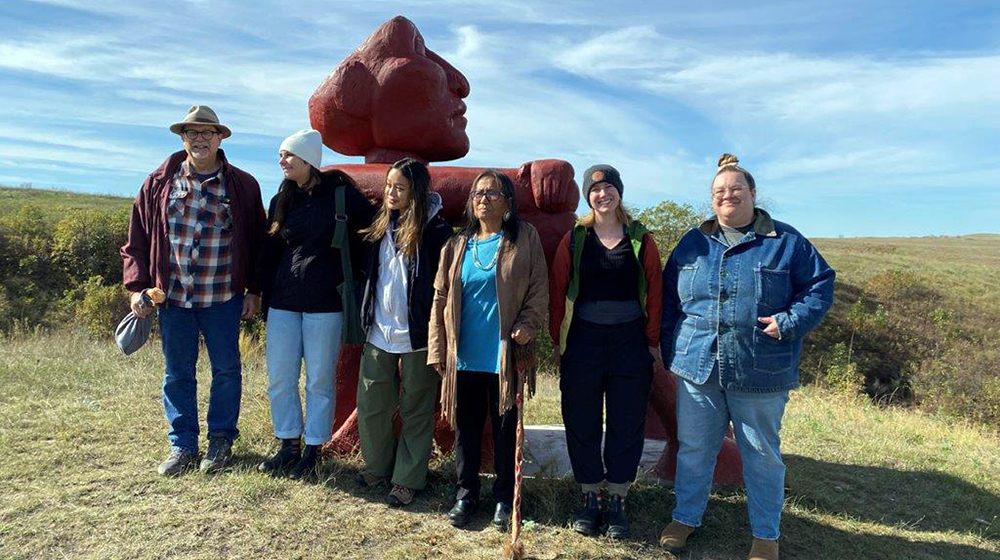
top-left (560, 317), bottom-right (653, 485)
top-left (454, 370), bottom-right (518, 506)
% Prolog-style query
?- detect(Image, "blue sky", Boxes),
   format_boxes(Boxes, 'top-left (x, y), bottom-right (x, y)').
top-left (1, 0), bottom-right (997, 237)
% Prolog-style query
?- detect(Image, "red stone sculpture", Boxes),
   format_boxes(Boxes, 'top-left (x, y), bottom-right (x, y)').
top-left (310, 15), bottom-right (741, 484)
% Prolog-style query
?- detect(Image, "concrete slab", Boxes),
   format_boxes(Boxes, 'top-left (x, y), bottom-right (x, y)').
top-left (522, 424), bottom-right (666, 479)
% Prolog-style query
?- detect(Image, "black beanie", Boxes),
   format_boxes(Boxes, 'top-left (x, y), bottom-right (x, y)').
top-left (582, 164), bottom-right (624, 207)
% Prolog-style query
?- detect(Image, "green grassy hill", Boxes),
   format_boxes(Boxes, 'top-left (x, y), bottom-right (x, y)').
top-left (0, 185), bottom-right (132, 226)
top-left (803, 234), bottom-right (1000, 427)
top-left (814, 234), bottom-right (1000, 312)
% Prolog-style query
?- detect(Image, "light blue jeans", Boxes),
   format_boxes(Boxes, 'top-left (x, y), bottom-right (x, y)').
top-left (265, 308), bottom-right (342, 446)
top-left (672, 366), bottom-right (789, 540)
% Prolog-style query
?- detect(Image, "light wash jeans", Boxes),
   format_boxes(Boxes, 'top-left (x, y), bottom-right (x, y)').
top-left (672, 366), bottom-right (789, 540)
top-left (265, 308), bottom-right (342, 446)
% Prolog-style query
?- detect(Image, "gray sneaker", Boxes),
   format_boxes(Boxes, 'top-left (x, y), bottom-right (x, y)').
top-left (158, 449), bottom-right (198, 476)
top-left (200, 436), bottom-right (233, 474)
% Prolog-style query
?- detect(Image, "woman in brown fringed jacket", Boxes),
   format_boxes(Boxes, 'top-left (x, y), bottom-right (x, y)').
top-left (427, 169), bottom-right (548, 530)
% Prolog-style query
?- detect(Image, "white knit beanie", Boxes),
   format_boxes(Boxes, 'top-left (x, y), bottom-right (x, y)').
top-left (279, 129), bottom-right (323, 170)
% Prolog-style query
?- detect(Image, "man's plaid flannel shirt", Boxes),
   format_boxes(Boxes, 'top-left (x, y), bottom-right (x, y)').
top-left (165, 161), bottom-right (235, 308)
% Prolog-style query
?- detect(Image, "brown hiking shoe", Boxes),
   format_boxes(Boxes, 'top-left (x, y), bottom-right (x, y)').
top-left (199, 436), bottom-right (233, 474)
top-left (659, 520), bottom-right (696, 551)
top-left (387, 484), bottom-right (415, 506)
top-left (157, 448), bottom-right (198, 476)
top-left (749, 538), bottom-right (779, 560)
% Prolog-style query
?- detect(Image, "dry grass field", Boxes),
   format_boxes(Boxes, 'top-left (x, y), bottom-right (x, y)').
top-left (1, 333), bottom-right (998, 560)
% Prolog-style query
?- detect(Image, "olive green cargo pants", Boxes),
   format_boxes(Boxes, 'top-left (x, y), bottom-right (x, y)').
top-left (357, 343), bottom-right (440, 490)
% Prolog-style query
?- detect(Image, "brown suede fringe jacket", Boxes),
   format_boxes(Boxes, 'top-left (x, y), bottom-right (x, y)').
top-left (427, 222), bottom-right (549, 429)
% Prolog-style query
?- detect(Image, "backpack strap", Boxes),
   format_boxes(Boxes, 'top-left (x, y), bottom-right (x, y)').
top-left (331, 184), bottom-right (353, 283)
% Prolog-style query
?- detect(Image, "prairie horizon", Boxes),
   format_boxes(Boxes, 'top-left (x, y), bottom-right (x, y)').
top-left (3, 184), bottom-right (996, 240)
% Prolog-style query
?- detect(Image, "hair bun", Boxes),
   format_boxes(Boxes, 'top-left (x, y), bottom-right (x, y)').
top-left (717, 153), bottom-right (739, 168)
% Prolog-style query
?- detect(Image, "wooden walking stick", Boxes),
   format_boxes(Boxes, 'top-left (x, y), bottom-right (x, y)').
top-left (504, 339), bottom-right (535, 560)
top-left (503, 379), bottom-right (526, 560)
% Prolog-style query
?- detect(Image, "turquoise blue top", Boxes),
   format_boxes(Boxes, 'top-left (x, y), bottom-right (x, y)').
top-left (457, 233), bottom-right (501, 374)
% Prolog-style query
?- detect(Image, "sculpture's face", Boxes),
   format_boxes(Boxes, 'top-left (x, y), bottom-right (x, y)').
top-left (366, 19), bottom-right (470, 161)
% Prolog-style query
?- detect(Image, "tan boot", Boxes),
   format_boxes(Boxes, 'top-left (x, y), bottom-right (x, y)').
top-left (659, 520), bottom-right (696, 551)
top-left (748, 538), bottom-right (779, 560)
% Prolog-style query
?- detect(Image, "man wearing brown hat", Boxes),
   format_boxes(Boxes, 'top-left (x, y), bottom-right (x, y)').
top-left (121, 105), bottom-right (267, 476)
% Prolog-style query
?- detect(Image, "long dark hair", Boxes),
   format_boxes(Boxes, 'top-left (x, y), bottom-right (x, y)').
top-left (268, 166), bottom-right (354, 235)
top-left (460, 169), bottom-right (519, 244)
top-left (359, 158), bottom-right (431, 257)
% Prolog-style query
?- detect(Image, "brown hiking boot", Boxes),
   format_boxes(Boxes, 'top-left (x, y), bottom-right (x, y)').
top-left (387, 484), bottom-right (415, 507)
top-left (748, 538), bottom-right (779, 560)
top-left (199, 436), bottom-right (233, 474)
top-left (659, 520), bottom-right (696, 551)
top-left (157, 448), bottom-right (198, 476)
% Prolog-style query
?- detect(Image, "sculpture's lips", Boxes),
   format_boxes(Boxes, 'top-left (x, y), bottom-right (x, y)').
top-left (450, 102), bottom-right (468, 129)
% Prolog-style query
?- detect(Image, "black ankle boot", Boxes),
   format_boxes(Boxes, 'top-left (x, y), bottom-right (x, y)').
top-left (448, 498), bottom-right (478, 527)
top-left (604, 494), bottom-right (629, 538)
top-left (257, 438), bottom-right (300, 474)
top-left (288, 444), bottom-right (318, 480)
top-left (492, 502), bottom-right (512, 530)
top-left (572, 492), bottom-right (602, 536)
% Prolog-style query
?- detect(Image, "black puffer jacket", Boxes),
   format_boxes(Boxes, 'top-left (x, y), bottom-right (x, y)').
top-left (259, 172), bottom-right (376, 313)
top-left (360, 192), bottom-right (453, 350)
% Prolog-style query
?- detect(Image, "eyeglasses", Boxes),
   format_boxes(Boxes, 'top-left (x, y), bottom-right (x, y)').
top-left (712, 185), bottom-right (748, 199)
top-left (183, 129), bottom-right (220, 140)
top-left (471, 189), bottom-right (503, 201)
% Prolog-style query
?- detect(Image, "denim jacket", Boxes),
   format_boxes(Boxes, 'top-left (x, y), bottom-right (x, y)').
top-left (660, 210), bottom-right (835, 393)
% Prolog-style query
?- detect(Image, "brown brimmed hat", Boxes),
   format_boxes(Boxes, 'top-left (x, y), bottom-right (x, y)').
top-left (169, 105), bottom-right (232, 138)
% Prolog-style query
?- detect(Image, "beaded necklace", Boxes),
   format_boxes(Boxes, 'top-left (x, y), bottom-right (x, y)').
top-left (472, 234), bottom-right (501, 271)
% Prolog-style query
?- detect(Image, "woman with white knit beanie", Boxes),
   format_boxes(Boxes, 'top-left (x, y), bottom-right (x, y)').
top-left (256, 129), bottom-right (376, 479)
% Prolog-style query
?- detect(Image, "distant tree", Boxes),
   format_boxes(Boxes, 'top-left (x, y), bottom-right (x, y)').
top-left (634, 200), bottom-right (703, 257)
top-left (51, 208), bottom-right (129, 285)
top-left (62, 275), bottom-right (130, 339)
top-left (0, 205), bottom-right (65, 329)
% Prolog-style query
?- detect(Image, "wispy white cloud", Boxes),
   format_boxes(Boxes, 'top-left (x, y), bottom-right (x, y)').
top-left (555, 25), bottom-right (1000, 122)
top-left (550, 24), bottom-right (999, 204)
top-left (431, 24), bottom-right (707, 202)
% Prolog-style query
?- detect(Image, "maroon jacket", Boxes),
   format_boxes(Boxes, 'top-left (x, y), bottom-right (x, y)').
top-left (121, 149), bottom-right (267, 297)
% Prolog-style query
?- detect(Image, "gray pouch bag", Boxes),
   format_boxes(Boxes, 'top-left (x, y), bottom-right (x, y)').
top-left (115, 292), bottom-right (155, 355)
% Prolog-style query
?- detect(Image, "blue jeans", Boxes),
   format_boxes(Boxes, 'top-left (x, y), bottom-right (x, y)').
top-left (265, 308), bottom-right (342, 446)
top-left (672, 366), bottom-right (789, 540)
top-left (159, 295), bottom-right (243, 453)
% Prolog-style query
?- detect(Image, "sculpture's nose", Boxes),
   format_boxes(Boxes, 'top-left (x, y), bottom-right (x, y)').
top-left (429, 49), bottom-right (470, 99)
